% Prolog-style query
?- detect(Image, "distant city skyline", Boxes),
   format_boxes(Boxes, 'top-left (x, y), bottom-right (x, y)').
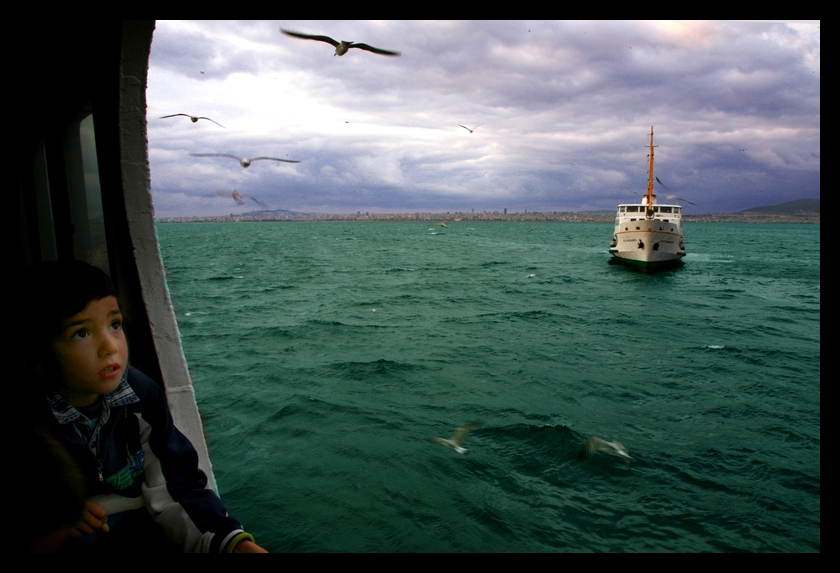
top-left (147, 21), bottom-right (820, 218)
top-left (155, 198), bottom-right (820, 226)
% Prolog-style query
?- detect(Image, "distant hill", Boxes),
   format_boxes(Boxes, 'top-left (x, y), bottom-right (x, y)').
top-left (739, 198), bottom-right (820, 214)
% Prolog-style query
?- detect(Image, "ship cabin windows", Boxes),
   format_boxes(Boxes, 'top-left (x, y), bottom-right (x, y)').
top-left (619, 206), bottom-right (680, 215)
top-left (20, 105), bottom-right (108, 274)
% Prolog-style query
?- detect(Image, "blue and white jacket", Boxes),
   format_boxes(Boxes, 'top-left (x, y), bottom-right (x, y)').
top-left (42, 366), bottom-right (251, 553)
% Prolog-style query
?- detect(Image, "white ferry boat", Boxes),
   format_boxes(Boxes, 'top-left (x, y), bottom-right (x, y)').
top-left (609, 127), bottom-right (686, 271)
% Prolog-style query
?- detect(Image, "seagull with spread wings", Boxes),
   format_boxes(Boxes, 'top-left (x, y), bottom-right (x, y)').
top-left (578, 436), bottom-right (633, 465)
top-left (204, 189), bottom-right (267, 209)
top-left (458, 124), bottom-right (482, 134)
top-left (160, 114), bottom-right (225, 128)
top-left (190, 153), bottom-right (300, 168)
top-left (655, 176), bottom-right (695, 205)
top-left (430, 422), bottom-right (480, 455)
top-left (281, 29), bottom-right (400, 57)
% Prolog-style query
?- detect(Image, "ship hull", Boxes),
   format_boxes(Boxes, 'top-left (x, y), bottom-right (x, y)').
top-left (609, 226), bottom-right (685, 271)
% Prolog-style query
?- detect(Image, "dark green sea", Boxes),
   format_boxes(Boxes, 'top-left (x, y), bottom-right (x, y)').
top-left (156, 221), bottom-right (820, 552)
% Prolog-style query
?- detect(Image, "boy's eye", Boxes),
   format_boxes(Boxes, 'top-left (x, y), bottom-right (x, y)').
top-left (71, 329), bottom-right (89, 340)
top-left (110, 320), bottom-right (123, 331)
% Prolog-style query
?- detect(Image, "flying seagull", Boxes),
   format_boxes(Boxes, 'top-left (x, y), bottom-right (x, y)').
top-left (430, 422), bottom-right (479, 455)
top-left (281, 29), bottom-right (400, 57)
top-left (458, 124), bottom-right (483, 134)
top-left (434, 218), bottom-right (455, 227)
top-left (160, 114), bottom-right (225, 128)
top-left (578, 436), bottom-right (633, 465)
top-left (664, 193), bottom-right (695, 205)
top-left (204, 189), bottom-right (267, 209)
top-left (655, 176), bottom-right (695, 205)
top-left (190, 153), bottom-right (300, 168)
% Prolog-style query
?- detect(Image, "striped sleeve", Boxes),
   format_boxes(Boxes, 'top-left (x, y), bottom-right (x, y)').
top-left (129, 368), bottom-right (247, 552)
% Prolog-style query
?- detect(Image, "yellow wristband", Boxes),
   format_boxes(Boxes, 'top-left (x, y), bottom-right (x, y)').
top-left (226, 531), bottom-right (256, 553)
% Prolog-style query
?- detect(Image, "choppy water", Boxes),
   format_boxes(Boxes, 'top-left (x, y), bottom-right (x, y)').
top-left (156, 221), bottom-right (820, 552)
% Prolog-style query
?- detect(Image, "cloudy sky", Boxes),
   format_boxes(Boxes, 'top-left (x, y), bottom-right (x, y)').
top-left (147, 20), bottom-right (820, 218)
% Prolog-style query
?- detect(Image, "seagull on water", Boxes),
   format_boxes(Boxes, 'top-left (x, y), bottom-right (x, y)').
top-left (160, 114), bottom-right (225, 128)
top-left (204, 190), bottom-right (267, 209)
top-left (430, 422), bottom-right (479, 455)
top-left (458, 124), bottom-right (483, 134)
top-left (190, 153), bottom-right (300, 168)
top-left (281, 29), bottom-right (400, 57)
top-left (578, 436), bottom-right (633, 465)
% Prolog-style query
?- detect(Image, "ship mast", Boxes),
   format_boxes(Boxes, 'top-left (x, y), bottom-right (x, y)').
top-left (645, 126), bottom-right (657, 218)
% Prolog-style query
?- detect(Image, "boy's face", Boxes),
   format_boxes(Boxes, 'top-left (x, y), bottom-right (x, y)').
top-left (50, 295), bottom-right (128, 408)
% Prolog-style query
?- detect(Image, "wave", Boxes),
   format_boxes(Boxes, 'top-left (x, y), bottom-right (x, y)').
top-left (326, 358), bottom-right (426, 381)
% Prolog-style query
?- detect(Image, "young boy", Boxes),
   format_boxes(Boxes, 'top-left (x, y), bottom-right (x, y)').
top-left (21, 261), bottom-right (266, 553)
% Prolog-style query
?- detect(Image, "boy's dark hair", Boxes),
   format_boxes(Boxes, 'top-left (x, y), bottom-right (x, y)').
top-left (19, 260), bottom-right (119, 363)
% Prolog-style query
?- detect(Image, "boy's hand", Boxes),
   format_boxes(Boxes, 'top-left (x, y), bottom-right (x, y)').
top-left (67, 500), bottom-right (109, 537)
top-left (232, 539), bottom-right (268, 553)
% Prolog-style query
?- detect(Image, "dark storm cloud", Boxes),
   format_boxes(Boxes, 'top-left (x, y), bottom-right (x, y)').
top-left (147, 20), bottom-right (819, 218)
